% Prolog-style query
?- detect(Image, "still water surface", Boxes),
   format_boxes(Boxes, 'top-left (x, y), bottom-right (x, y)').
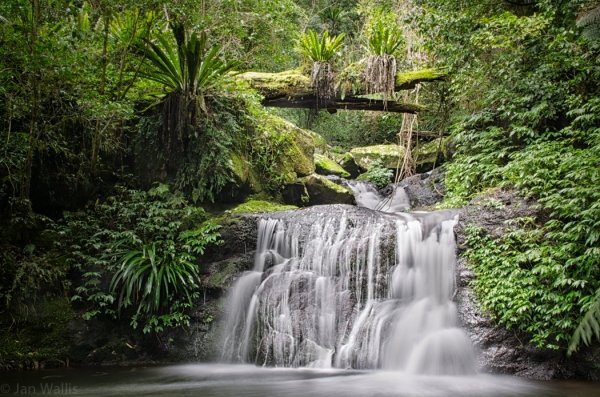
top-left (2, 364), bottom-right (600, 397)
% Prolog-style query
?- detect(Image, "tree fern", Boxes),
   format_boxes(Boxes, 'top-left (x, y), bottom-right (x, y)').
top-left (568, 287), bottom-right (600, 356)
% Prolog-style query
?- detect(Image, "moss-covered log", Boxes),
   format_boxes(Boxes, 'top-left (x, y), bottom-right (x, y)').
top-left (237, 67), bottom-right (445, 112)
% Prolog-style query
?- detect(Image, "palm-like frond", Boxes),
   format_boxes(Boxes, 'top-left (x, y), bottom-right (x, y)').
top-left (110, 242), bottom-right (200, 317)
top-left (298, 29), bottom-right (345, 62)
top-left (138, 24), bottom-right (238, 97)
top-left (568, 287), bottom-right (600, 356)
top-left (109, 8), bottom-right (154, 48)
top-left (139, 32), bottom-right (183, 92)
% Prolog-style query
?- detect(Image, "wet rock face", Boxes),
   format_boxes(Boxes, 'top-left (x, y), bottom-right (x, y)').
top-left (454, 189), bottom-right (538, 250)
top-left (453, 189), bottom-right (600, 380)
top-left (397, 167), bottom-right (446, 209)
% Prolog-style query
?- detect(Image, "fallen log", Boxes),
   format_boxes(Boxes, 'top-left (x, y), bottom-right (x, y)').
top-left (236, 67), bottom-right (445, 112)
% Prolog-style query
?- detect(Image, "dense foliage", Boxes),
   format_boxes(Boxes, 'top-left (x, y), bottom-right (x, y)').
top-left (64, 184), bottom-right (221, 333)
top-left (418, 0), bottom-right (600, 352)
top-left (2, 0), bottom-right (600, 366)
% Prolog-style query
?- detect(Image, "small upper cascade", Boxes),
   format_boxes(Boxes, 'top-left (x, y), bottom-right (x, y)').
top-left (346, 180), bottom-right (410, 213)
top-left (220, 206), bottom-right (476, 375)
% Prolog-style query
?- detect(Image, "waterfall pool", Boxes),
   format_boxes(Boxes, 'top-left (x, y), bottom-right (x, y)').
top-left (2, 364), bottom-right (600, 397)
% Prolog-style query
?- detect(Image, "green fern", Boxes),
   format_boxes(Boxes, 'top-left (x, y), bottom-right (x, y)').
top-left (297, 29), bottom-right (345, 62)
top-left (367, 21), bottom-right (404, 56)
top-left (577, 3), bottom-right (600, 43)
top-left (568, 287), bottom-right (600, 356)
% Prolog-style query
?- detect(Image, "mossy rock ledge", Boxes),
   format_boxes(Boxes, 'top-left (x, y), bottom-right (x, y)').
top-left (223, 115), bottom-right (316, 201)
top-left (297, 174), bottom-right (355, 206)
top-left (412, 137), bottom-right (450, 171)
top-left (350, 144), bottom-right (406, 170)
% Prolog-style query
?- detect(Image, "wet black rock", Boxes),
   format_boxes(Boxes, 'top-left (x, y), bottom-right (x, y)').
top-left (398, 167), bottom-right (446, 209)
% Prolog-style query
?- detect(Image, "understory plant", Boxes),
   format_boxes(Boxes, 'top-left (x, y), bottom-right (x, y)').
top-left (357, 160), bottom-right (393, 189)
top-left (65, 184), bottom-right (221, 333)
top-left (137, 22), bottom-right (239, 202)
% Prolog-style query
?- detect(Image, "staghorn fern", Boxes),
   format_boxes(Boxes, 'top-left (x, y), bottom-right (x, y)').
top-left (365, 21), bottom-right (404, 100)
top-left (568, 287), bottom-right (600, 356)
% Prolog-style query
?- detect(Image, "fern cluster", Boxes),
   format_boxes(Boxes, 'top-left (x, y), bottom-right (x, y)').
top-left (297, 29), bottom-right (345, 62)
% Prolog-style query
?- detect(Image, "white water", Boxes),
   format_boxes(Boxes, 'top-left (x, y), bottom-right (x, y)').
top-left (347, 180), bottom-right (411, 212)
top-left (221, 208), bottom-right (476, 375)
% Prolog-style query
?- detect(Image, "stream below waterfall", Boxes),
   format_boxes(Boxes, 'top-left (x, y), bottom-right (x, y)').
top-left (3, 364), bottom-right (600, 397)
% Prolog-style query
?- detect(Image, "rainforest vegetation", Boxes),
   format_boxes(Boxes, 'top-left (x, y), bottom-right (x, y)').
top-left (1, 0), bottom-right (599, 369)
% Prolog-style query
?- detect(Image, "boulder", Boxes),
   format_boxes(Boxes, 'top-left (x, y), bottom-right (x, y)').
top-left (283, 181), bottom-right (310, 207)
top-left (299, 174), bottom-right (355, 206)
top-left (256, 114), bottom-right (316, 182)
top-left (412, 137), bottom-right (450, 172)
top-left (395, 167), bottom-right (446, 209)
top-left (314, 154), bottom-right (350, 178)
top-left (337, 152), bottom-right (361, 178)
top-left (350, 144), bottom-right (405, 170)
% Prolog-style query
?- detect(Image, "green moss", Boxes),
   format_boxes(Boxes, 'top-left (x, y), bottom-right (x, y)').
top-left (396, 68), bottom-right (447, 87)
top-left (229, 199), bottom-right (297, 214)
top-left (412, 137), bottom-right (451, 167)
top-left (314, 154), bottom-right (350, 178)
top-left (302, 174), bottom-right (351, 194)
top-left (237, 69), bottom-right (311, 97)
top-left (230, 152), bottom-right (262, 192)
top-left (256, 114), bottom-right (316, 184)
top-left (0, 298), bottom-right (74, 368)
top-left (350, 144), bottom-right (405, 169)
top-left (204, 261), bottom-right (240, 289)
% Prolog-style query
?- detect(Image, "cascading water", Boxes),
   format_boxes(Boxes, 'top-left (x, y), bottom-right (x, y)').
top-left (347, 180), bottom-right (411, 212)
top-left (221, 205), bottom-right (476, 375)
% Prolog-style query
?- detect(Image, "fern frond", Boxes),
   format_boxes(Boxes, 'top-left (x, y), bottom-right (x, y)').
top-left (577, 3), bottom-right (600, 43)
top-left (297, 29), bottom-right (344, 62)
top-left (568, 287), bottom-right (600, 356)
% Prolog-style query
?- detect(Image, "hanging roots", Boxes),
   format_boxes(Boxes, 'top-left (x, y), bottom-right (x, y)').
top-left (311, 61), bottom-right (336, 107)
top-left (364, 54), bottom-right (397, 102)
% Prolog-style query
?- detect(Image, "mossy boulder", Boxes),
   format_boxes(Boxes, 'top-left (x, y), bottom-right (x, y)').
top-left (350, 145), bottom-right (405, 170)
top-left (299, 174), bottom-right (355, 206)
top-left (314, 154), bottom-right (350, 178)
top-left (412, 137), bottom-right (450, 171)
top-left (337, 152), bottom-right (361, 178)
top-left (222, 114), bottom-right (316, 202)
top-left (283, 181), bottom-right (310, 207)
top-left (257, 114), bottom-right (316, 182)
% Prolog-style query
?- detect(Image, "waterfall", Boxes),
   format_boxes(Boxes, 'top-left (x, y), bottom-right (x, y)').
top-left (221, 208), bottom-right (475, 375)
top-left (347, 180), bottom-right (410, 212)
